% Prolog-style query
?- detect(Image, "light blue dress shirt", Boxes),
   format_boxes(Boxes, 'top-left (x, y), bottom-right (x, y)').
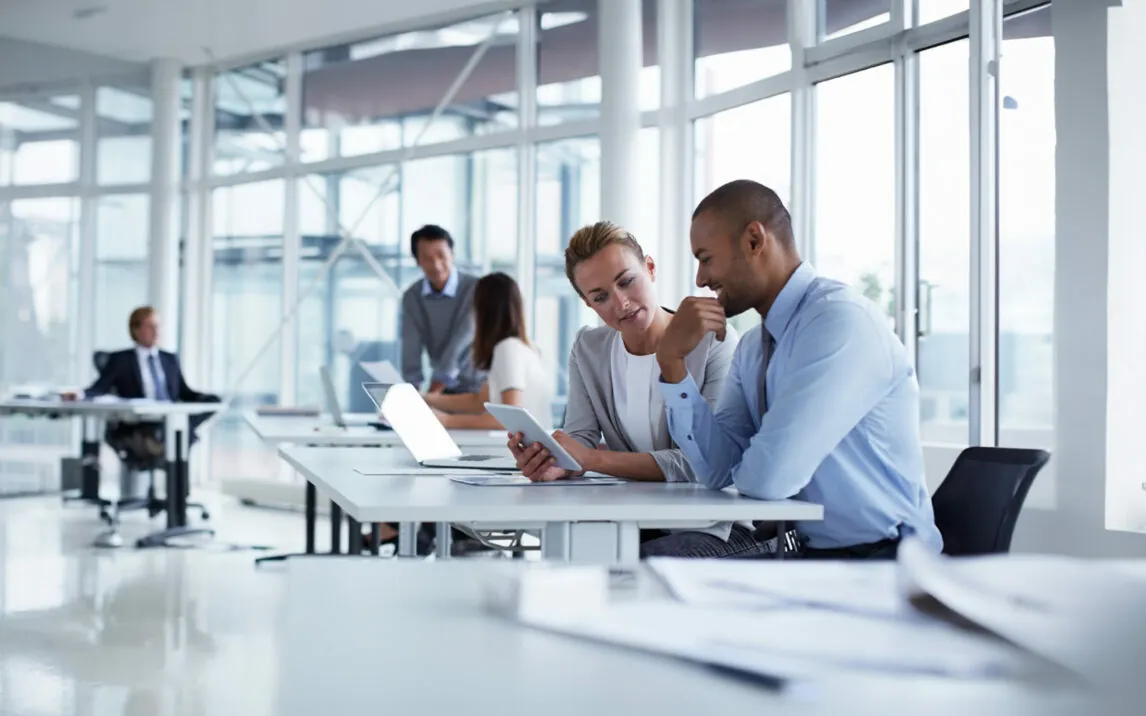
top-left (659, 263), bottom-right (942, 551)
top-left (421, 269), bottom-right (459, 298)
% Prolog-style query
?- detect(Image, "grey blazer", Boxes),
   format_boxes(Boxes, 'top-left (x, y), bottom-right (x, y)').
top-left (563, 321), bottom-right (739, 482)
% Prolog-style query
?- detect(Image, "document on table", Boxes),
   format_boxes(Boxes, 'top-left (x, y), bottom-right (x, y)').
top-left (450, 475), bottom-right (625, 487)
top-left (522, 601), bottom-right (1041, 684)
top-left (353, 468), bottom-right (518, 476)
top-left (648, 558), bottom-right (906, 618)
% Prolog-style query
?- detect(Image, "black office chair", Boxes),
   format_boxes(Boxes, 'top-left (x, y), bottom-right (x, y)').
top-left (931, 446), bottom-right (1051, 556)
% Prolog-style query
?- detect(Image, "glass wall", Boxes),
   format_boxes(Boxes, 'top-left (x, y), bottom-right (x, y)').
top-left (214, 59), bottom-right (287, 176)
top-left (999, 4), bottom-right (1055, 447)
top-left (96, 85), bottom-right (153, 185)
top-left (694, 0), bottom-right (789, 97)
top-left (94, 194), bottom-right (150, 351)
top-left (300, 11), bottom-right (518, 162)
top-left (0, 97), bottom-right (80, 186)
top-left (814, 64), bottom-right (896, 325)
top-left (917, 39), bottom-right (972, 445)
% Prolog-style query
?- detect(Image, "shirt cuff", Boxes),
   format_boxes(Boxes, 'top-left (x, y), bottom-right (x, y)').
top-left (659, 372), bottom-right (704, 409)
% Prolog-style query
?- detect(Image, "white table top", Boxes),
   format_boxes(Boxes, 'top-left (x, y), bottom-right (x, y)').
top-left (243, 411), bottom-right (508, 448)
top-left (278, 445), bottom-right (823, 525)
top-left (276, 559), bottom-right (1078, 715)
top-left (0, 397), bottom-right (223, 419)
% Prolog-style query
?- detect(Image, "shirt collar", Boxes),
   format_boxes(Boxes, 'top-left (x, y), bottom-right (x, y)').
top-left (135, 344), bottom-right (159, 360)
top-left (764, 262), bottom-right (816, 340)
top-left (422, 269), bottom-right (459, 298)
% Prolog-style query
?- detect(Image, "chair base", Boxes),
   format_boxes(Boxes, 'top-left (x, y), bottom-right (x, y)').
top-left (136, 525), bottom-right (215, 549)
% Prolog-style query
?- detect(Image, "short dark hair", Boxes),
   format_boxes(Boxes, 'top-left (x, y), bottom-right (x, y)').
top-left (410, 224), bottom-right (454, 258)
top-left (692, 180), bottom-right (794, 249)
top-left (128, 306), bottom-right (156, 341)
top-left (472, 272), bottom-right (529, 371)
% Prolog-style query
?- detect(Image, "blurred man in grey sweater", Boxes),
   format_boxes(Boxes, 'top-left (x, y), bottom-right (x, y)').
top-left (400, 225), bottom-right (481, 392)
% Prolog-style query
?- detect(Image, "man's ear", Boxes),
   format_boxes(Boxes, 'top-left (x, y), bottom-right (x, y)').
top-left (745, 221), bottom-right (768, 256)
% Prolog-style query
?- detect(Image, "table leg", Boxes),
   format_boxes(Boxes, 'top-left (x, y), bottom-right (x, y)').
top-left (330, 502), bottom-right (343, 554)
top-left (136, 416), bottom-right (214, 548)
top-left (776, 520), bottom-right (787, 560)
top-left (346, 517), bottom-right (361, 555)
top-left (305, 480), bottom-right (317, 554)
top-left (434, 522), bottom-right (451, 559)
top-left (369, 524), bottom-right (381, 556)
top-left (397, 522), bottom-right (416, 557)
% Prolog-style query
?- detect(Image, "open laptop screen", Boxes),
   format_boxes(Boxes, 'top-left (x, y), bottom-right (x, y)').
top-left (362, 383), bottom-right (463, 463)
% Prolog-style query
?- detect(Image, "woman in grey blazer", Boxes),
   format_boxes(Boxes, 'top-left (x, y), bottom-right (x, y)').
top-left (507, 221), bottom-right (773, 558)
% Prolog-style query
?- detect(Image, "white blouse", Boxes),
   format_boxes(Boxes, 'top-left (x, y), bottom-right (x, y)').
top-left (609, 338), bottom-right (667, 453)
top-left (487, 337), bottom-right (554, 427)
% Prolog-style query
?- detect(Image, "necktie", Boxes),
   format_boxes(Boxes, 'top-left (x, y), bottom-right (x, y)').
top-left (148, 353), bottom-right (171, 402)
top-left (759, 328), bottom-right (774, 418)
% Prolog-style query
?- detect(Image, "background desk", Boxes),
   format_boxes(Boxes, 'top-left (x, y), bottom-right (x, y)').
top-left (243, 413), bottom-right (509, 555)
top-left (278, 446), bottom-right (822, 563)
top-left (0, 398), bottom-right (222, 546)
top-left (277, 558), bottom-right (1076, 715)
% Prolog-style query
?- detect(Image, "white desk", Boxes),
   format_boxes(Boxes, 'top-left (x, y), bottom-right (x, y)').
top-left (243, 412), bottom-right (510, 558)
top-left (242, 411), bottom-right (508, 448)
top-left (277, 559), bottom-right (1079, 715)
top-left (279, 446), bottom-right (822, 563)
top-left (0, 398), bottom-right (222, 547)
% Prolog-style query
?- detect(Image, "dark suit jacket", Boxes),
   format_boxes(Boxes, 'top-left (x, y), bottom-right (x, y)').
top-left (86, 349), bottom-right (214, 403)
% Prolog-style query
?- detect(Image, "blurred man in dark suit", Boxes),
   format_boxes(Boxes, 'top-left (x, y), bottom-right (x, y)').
top-left (76, 306), bottom-right (218, 456)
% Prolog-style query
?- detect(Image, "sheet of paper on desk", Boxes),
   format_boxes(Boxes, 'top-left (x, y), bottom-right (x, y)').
top-left (523, 601), bottom-right (1039, 683)
top-left (648, 558), bottom-right (905, 617)
top-left (449, 475), bottom-right (624, 486)
top-left (897, 539), bottom-right (1146, 691)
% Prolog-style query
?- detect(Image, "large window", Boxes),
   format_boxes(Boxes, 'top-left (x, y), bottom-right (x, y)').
top-left (211, 180), bottom-right (285, 403)
top-left (214, 60), bottom-right (287, 176)
top-left (94, 195), bottom-right (150, 352)
top-left (813, 64), bottom-right (895, 323)
top-left (300, 12), bottom-right (518, 163)
top-left (693, 93), bottom-right (791, 332)
top-left (820, 0), bottom-right (892, 40)
top-left (0, 97), bottom-right (80, 186)
top-left (96, 85), bottom-right (153, 185)
top-left (917, 39), bottom-right (971, 444)
top-left (0, 198), bottom-right (80, 493)
top-left (998, 4), bottom-right (1055, 443)
top-left (537, 0), bottom-right (659, 125)
top-left (694, 0), bottom-right (790, 98)
top-left (535, 136), bottom-right (600, 418)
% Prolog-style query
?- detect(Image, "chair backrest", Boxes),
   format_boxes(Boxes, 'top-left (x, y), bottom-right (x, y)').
top-left (93, 351), bottom-right (111, 373)
top-left (931, 446), bottom-right (1051, 556)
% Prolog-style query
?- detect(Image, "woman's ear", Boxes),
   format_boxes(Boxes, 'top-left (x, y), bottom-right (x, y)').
top-left (646, 255), bottom-right (657, 282)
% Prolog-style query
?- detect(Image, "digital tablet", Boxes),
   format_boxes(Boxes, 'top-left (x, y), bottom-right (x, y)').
top-left (484, 403), bottom-right (582, 472)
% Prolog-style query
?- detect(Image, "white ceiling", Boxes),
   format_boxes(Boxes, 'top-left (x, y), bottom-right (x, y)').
top-left (0, 0), bottom-right (531, 66)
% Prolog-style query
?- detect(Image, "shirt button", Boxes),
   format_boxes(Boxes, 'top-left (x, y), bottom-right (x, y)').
top-left (687, 435), bottom-right (693, 441)
top-left (680, 393), bottom-right (687, 399)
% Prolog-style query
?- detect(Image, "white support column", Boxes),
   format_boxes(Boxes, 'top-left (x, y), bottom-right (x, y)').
top-left (148, 58), bottom-right (184, 351)
top-left (894, 42), bottom-right (919, 366)
top-left (76, 83), bottom-right (98, 385)
top-left (968, 0), bottom-right (1001, 447)
top-left (280, 51), bottom-right (303, 406)
top-left (516, 4), bottom-right (539, 320)
top-left (788, 0), bottom-right (817, 262)
top-left (657, 0), bottom-right (693, 307)
top-left (598, 0), bottom-right (642, 229)
top-left (182, 68), bottom-right (213, 386)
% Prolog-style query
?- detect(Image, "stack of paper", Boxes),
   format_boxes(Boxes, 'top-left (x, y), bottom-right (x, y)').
top-left (512, 539), bottom-right (1146, 696)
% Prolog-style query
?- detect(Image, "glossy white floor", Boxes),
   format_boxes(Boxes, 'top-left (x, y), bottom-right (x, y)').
top-left (0, 489), bottom-right (315, 716)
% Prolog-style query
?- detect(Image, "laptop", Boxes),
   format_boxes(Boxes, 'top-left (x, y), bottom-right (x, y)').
top-left (320, 366), bottom-right (375, 428)
top-left (362, 382), bottom-right (518, 471)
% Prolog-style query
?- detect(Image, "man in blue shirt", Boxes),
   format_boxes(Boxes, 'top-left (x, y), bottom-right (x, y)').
top-left (656, 180), bottom-right (942, 558)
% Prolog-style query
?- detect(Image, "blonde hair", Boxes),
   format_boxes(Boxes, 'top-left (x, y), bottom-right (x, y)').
top-left (128, 306), bottom-right (156, 341)
top-left (564, 221), bottom-right (647, 297)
